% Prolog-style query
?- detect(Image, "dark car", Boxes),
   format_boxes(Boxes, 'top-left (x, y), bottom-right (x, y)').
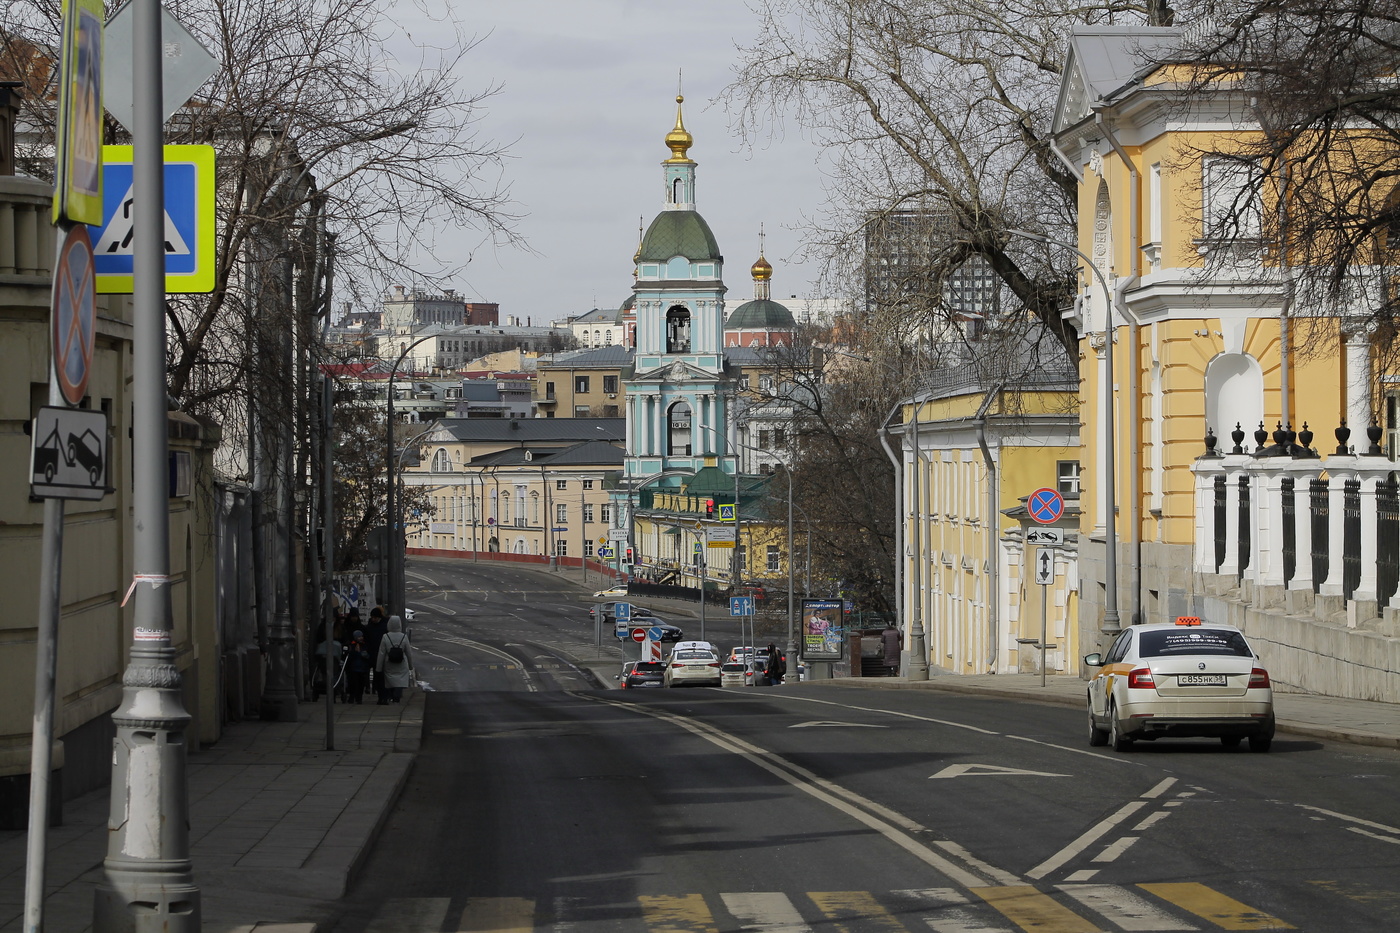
top-left (590, 601), bottom-right (657, 624)
top-left (646, 619), bottom-right (684, 643)
top-left (624, 660), bottom-right (667, 688)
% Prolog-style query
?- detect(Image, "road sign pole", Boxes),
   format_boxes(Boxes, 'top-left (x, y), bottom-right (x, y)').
top-left (95, 0), bottom-right (201, 928)
top-left (1041, 577), bottom-right (1049, 689)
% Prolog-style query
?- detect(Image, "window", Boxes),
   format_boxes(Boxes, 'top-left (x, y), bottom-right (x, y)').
top-left (1057, 461), bottom-right (1081, 498)
top-left (601, 504), bottom-right (612, 523)
top-left (605, 331), bottom-right (613, 345)
top-left (583, 503), bottom-right (594, 523)
top-left (775, 428), bottom-right (786, 447)
top-left (574, 406), bottom-right (590, 417)
top-left (555, 539), bottom-right (568, 557)
top-left (584, 539), bottom-right (595, 557)
top-left (759, 430), bottom-right (771, 449)
top-left (665, 306), bottom-right (692, 353)
top-left (432, 448), bottom-right (451, 471)
top-left (603, 405), bottom-right (619, 417)
top-left (1202, 155), bottom-right (1263, 241)
top-left (582, 480), bottom-right (594, 490)
top-left (575, 376), bottom-right (590, 394)
top-left (556, 479), bottom-right (568, 490)
top-left (545, 381), bottom-right (555, 399)
top-left (767, 545), bottom-right (780, 573)
top-left (556, 503), bottom-right (568, 523)
top-left (603, 375), bottom-right (618, 394)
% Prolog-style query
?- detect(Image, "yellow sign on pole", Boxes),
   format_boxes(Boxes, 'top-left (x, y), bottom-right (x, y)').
top-left (53, 0), bottom-right (105, 225)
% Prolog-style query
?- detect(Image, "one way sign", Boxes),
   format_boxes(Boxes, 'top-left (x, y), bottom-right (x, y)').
top-left (93, 145), bottom-right (215, 294)
top-left (1034, 547), bottom-right (1054, 585)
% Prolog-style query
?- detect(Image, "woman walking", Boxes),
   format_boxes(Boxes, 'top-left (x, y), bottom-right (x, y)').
top-left (375, 615), bottom-right (415, 704)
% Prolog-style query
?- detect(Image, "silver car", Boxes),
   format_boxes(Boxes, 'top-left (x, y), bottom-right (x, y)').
top-left (664, 648), bottom-right (722, 687)
top-left (1085, 619), bottom-right (1275, 752)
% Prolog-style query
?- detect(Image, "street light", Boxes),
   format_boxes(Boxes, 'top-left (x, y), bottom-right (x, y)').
top-left (1006, 228), bottom-right (1120, 641)
top-left (385, 334), bottom-right (434, 617)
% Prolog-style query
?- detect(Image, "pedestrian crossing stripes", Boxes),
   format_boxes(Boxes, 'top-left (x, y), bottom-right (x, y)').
top-left (356, 883), bottom-right (1295, 932)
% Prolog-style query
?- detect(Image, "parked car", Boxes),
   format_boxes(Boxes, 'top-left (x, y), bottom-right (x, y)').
top-left (590, 601), bottom-right (656, 624)
top-left (624, 660), bottom-right (667, 689)
top-left (664, 647), bottom-right (722, 687)
top-left (1085, 617), bottom-right (1275, 752)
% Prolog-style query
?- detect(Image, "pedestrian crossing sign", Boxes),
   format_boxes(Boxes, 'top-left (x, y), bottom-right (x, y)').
top-left (92, 144), bottom-right (215, 294)
top-left (718, 503), bottom-right (736, 523)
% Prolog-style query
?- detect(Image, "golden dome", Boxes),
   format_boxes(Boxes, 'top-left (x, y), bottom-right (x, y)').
top-left (751, 253), bottom-right (773, 281)
top-left (664, 95), bottom-right (695, 164)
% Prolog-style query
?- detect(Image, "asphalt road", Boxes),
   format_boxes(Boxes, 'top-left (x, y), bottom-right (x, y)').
top-left (327, 558), bottom-right (1400, 932)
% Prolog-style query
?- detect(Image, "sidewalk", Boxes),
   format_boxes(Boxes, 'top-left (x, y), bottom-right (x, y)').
top-left (822, 671), bottom-right (1400, 750)
top-left (0, 691), bottom-right (422, 933)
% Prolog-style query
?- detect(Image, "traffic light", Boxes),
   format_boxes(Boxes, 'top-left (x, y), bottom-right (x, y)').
top-left (624, 546), bottom-right (634, 565)
top-left (705, 498), bottom-right (714, 517)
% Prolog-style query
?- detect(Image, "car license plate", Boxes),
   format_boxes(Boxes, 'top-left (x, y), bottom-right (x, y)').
top-left (1178, 674), bottom-right (1226, 686)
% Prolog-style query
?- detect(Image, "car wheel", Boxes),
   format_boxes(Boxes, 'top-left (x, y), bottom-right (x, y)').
top-left (1108, 703), bottom-right (1133, 752)
top-left (1249, 733), bottom-right (1273, 753)
top-left (1220, 735), bottom-right (1242, 749)
top-left (1088, 701), bottom-right (1108, 747)
top-left (44, 462), bottom-right (56, 483)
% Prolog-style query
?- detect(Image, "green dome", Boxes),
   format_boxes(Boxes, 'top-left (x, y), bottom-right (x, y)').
top-left (638, 211), bottom-right (722, 263)
top-left (727, 298), bottom-right (795, 329)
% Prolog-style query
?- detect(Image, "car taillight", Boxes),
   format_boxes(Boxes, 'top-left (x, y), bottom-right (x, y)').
top-left (708, 662), bottom-right (720, 668)
top-left (1248, 668), bottom-right (1271, 688)
top-left (672, 662), bottom-right (685, 668)
top-left (1127, 668), bottom-right (1156, 689)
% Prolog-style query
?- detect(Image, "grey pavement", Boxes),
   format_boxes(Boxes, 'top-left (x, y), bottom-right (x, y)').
top-left (5, 579), bottom-right (1397, 933)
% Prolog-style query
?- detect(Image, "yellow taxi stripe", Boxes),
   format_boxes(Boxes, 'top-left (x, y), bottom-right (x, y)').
top-left (1137, 883), bottom-right (1294, 930)
top-left (806, 892), bottom-right (906, 931)
top-left (458, 897), bottom-right (534, 932)
top-left (972, 886), bottom-right (1100, 932)
top-left (638, 894), bottom-right (719, 933)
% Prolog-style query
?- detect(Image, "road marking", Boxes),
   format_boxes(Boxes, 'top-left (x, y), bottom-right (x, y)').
top-left (790, 720), bottom-right (889, 728)
top-left (459, 896), bottom-right (534, 932)
top-left (1026, 778), bottom-right (1174, 880)
top-left (892, 886), bottom-right (1016, 932)
top-left (808, 892), bottom-right (905, 931)
top-left (638, 893), bottom-right (718, 933)
top-left (1092, 835), bottom-right (1139, 862)
top-left (1056, 883), bottom-right (1198, 930)
top-left (972, 886), bottom-right (1099, 932)
top-left (366, 897), bottom-right (449, 932)
top-left (581, 693), bottom-right (1008, 888)
top-left (719, 892), bottom-right (812, 932)
top-left (1348, 826), bottom-right (1400, 845)
top-left (1137, 883), bottom-right (1294, 930)
top-left (1296, 804), bottom-right (1400, 836)
top-left (929, 763), bottom-right (1070, 779)
top-left (1133, 812), bottom-right (1172, 832)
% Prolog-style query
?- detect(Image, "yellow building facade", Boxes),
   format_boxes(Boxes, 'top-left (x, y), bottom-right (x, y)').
top-left (1055, 26), bottom-right (1399, 701)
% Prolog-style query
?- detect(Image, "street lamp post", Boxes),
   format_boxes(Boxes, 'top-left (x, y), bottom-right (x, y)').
top-left (1007, 228), bottom-right (1120, 641)
top-left (385, 335), bottom-right (434, 617)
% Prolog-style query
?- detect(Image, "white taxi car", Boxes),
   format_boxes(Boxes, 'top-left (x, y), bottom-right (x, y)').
top-left (664, 645), bottom-right (722, 687)
top-left (1085, 618), bottom-right (1275, 752)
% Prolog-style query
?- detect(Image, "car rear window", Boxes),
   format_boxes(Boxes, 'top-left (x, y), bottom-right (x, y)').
top-left (721, 663), bottom-right (745, 672)
top-left (675, 651), bottom-right (715, 661)
top-left (1138, 629), bottom-right (1253, 658)
top-left (635, 662), bottom-right (666, 672)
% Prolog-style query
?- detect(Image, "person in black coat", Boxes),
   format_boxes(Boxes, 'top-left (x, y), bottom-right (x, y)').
top-left (363, 606), bottom-right (388, 703)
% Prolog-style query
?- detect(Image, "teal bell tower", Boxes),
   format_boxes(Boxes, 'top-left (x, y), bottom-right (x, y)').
top-left (625, 96), bottom-right (737, 485)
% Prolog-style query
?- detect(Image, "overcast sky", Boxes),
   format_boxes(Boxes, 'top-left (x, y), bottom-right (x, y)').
top-left (392, 1), bottom-right (830, 325)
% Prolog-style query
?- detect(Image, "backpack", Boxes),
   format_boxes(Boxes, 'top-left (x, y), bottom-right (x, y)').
top-left (386, 634), bottom-right (405, 664)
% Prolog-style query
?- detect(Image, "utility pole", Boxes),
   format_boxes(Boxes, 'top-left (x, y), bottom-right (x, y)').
top-left (95, 0), bottom-right (201, 926)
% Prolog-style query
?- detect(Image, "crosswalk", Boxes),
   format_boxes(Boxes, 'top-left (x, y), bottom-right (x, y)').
top-left (358, 883), bottom-right (1295, 932)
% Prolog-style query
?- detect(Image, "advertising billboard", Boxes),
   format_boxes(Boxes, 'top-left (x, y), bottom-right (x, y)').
top-left (800, 599), bottom-right (844, 660)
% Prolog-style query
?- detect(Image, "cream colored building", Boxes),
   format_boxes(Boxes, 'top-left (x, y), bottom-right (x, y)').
top-left (0, 174), bottom-right (222, 825)
top-left (1054, 25), bottom-right (1400, 701)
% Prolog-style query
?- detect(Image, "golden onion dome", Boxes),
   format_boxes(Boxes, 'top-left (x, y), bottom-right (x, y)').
top-left (664, 95), bottom-right (695, 163)
top-left (751, 253), bottom-right (773, 281)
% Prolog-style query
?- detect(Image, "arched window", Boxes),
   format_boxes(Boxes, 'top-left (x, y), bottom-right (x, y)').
top-left (431, 448), bottom-right (451, 472)
top-left (582, 331), bottom-right (591, 347)
top-left (605, 330), bottom-right (613, 345)
top-left (500, 492), bottom-right (511, 525)
top-left (673, 178), bottom-right (684, 203)
top-left (529, 490), bottom-right (539, 525)
top-left (1205, 353), bottom-right (1265, 447)
top-left (666, 306), bottom-right (691, 353)
top-left (668, 400), bottom-right (693, 456)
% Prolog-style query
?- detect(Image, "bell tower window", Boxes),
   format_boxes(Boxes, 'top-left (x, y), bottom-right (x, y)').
top-left (666, 305), bottom-right (692, 353)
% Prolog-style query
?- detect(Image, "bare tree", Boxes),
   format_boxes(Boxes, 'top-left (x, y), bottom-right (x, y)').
top-left (722, 0), bottom-right (1176, 362)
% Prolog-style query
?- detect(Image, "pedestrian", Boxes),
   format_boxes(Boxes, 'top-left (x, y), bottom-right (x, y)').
top-left (375, 615), bottom-right (414, 704)
top-left (363, 606), bottom-right (388, 704)
top-left (344, 630), bottom-right (372, 704)
top-left (881, 620), bottom-right (902, 677)
top-left (311, 621), bottom-right (342, 702)
top-left (764, 642), bottom-right (786, 686)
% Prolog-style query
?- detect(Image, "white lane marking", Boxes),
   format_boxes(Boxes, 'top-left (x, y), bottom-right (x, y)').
top-left (1004, 732), bottom-right (1143, 762)
top-left (1133, 811), bottom-right (1172, 832)
top-left (1056, 883), bottom-right (1198, 930)
top-left (1348, 826), bottom-right (1400, 845)
top-left (791, 720), bottom-right (889, 729)
top-left (1027, 777), bottom-right (1174, 880)
top-left (1092, 835), bottom-right (1139, 862)
top-left (581, 693), bottom-right (1003, 888)
top-left (365, 897), bottom-right (449, 932)
top-left (930, 842), bottom-right (1021, 887)
top-left (434, 636), bottom-right (537, 692)
top-left (720, 892), bottom-right (812, 932)
top-left (412, 647), bottom-right (461, 666)
top-left (1143, 779), bottom-right (1177, 799)
top-left (894, 887), bottom-right (1016, 933)
top-left (1064, 869), bottom-right (1099, 882)
top-left (1297, 804), bottom-right (1400, 836)
top-left (929, 764), bottom-right (1070, 779)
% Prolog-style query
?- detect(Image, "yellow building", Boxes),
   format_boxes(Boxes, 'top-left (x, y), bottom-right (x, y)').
top-left (1054, 26), bottom-right (1399, 701)
top-left (896, 365), bottom-right (1080, 675)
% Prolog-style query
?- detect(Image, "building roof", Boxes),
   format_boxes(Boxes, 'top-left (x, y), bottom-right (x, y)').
top-left (573, 307), bottom-right (616, 324)
top-left (543, 346), bottom-right (634, 368)
top-left (434, 417), bottom-right (626, 444)
top-left (727, 298), bottom-right (795, 329)
top-left (637, 210), bottom-right (722, 263)
top-left (472, 439), bottom-right (625, 468)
